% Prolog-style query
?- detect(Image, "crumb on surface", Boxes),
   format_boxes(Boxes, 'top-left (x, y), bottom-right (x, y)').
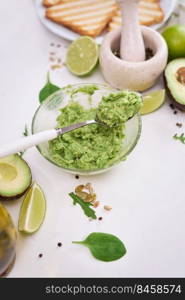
top-left (104, 205), bottom-right (112, 211)
top-left (51, 64), bottom-right (62, 70)
top-left (49, 57), bottom-right (56, 62)
top-left (93, 201), bottom-right (100, 208)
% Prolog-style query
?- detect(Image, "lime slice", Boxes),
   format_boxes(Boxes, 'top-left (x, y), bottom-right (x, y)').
top-left (66, 36), bottom-right (99, 76)
top-left (18, 182), bottom-right (46, 233)
top-left (140, 89), bottom-right (166, 115)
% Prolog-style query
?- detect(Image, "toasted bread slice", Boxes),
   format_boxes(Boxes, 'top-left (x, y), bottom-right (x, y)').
top-left (43, 0), bottom-right (62, 7)
top-left (109, 0), bottom-right (164, 31)
top-left (45, 0), bottom-right (117, 37)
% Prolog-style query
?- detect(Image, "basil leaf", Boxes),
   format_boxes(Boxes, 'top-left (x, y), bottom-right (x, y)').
top-left (73, 232), bottom-right (126, 262)
top-left (69, 192), bottom-right (97, 220)
top-left (39, 73), bottom-right (60, 103)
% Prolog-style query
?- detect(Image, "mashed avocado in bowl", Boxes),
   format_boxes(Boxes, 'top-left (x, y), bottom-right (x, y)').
top-left (32, 84), bottom-right (142, 175)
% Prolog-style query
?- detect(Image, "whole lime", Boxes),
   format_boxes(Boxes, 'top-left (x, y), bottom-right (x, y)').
top-left (162, 25), bottom-right (185, 60)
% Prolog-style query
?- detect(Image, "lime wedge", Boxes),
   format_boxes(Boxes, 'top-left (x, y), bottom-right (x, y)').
top-left (18, 182), bottom-right (46, 234)
top-left (66, 36), bottom-right (99, 76)
top-left (140, 89), bottom-right (166, 115)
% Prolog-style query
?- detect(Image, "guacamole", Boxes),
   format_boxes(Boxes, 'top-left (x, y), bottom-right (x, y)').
top-left (97, 91), bottom-right (142, 127)
top-left (71, 85), bottom-right (99, 96)
top-left (49, 91), bottom-right (142, 170)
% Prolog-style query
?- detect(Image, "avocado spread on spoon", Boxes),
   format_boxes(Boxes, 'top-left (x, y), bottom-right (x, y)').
top-left (97, 91), bottom-right (142, 127)
top-left (49, 91), bottom-right (142, 170)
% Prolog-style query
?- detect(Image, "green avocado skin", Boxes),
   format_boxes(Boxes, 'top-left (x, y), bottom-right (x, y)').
top-left (0, 185), bottom-right (31, 201)
top-left (164, 76), bottom-right (185, 111)
top-left (164, 58), bottom-right (185, 110)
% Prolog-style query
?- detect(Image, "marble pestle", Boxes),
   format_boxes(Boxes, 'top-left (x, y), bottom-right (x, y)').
top-left (119, 0), bottom-right (145, 62)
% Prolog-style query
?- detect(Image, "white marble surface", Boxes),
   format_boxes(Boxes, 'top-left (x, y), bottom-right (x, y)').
top-left (0, 0), bottom-right (185, 277)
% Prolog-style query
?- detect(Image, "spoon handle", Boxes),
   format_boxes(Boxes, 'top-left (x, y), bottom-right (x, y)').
top-left (119, 0), bottom-right (145, 62)
top-left (0, 120), bottom-right (97, 158)
top-left (0, 129), bottom-right (57, 158)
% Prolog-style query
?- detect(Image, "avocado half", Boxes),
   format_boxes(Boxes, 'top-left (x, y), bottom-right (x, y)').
top-left (0, 154), bottom-right (32, 200)
top-left (164, 58), bottom-right (185, 110)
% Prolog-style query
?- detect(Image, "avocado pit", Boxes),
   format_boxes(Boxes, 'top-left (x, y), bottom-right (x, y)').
top-left (177, 67), bottom-right (185, 85)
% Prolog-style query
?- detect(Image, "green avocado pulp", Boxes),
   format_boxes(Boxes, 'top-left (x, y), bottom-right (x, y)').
top-left (0, 163), bottom-right (17, 181)
top-left (97, 91), bottom-right (143, 127)
top-left (49, 91), bottom-right (142, 170)
top-left (71, 84), bottom-right (99, 96)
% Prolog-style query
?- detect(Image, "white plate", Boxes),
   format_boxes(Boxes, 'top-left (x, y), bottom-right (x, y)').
top-left (35, 0), bottom-right (177, 43)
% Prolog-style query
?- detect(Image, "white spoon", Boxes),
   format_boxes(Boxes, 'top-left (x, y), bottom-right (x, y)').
top-left (0, 120), bottom-right (100, 158)
top-left (0, 111), bottom-right (134, 158)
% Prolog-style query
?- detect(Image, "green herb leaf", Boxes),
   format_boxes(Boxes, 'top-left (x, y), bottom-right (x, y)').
top-left (69, 192), bottom-right (97, 220)
top-left (173, 133), bottom-right (185, 144)
top-left (39, 72), bottom-right (60, 103)
top-left (73, 232), bottom-right (126, 262)
top-left (23, 124), bottom-right (28, 137)
top-left (19, 125), bottom-right (29, 156)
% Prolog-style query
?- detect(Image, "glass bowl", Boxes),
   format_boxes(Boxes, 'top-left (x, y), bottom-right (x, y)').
top-left (32, 83), bottom-right (142, 175)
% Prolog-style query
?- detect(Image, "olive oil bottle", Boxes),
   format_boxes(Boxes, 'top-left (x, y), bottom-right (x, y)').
top-left (0, 203), bottom-right (16, 277)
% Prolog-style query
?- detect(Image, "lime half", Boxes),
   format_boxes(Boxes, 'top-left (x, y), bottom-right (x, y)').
top-left (66, 36), bottom-right (99, 76)
top-left (18, 182), bottom-right (46, 234)
top-left (140, 89), bottom-right (166, 115)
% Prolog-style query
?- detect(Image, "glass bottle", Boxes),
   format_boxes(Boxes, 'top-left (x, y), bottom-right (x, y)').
top-left (0, 203), bottom-right (16, 277)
